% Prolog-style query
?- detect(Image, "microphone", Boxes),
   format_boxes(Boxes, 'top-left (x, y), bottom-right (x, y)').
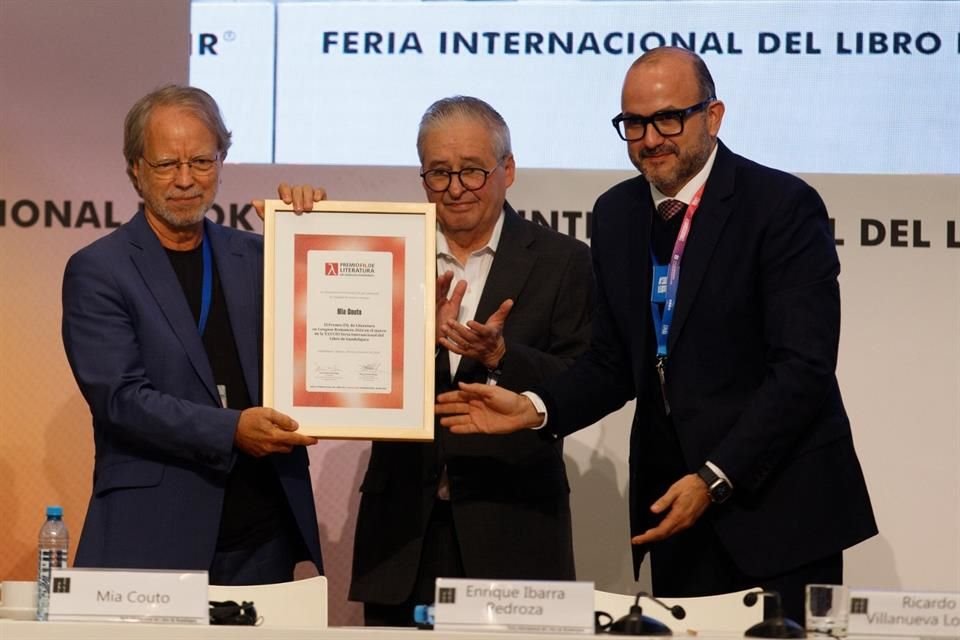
top-left (640, 592), bottom-right (686, 621)
top-left (606, 592), bottom-right (686, 635)
top-left (742, 590), bottom-right (804, 638)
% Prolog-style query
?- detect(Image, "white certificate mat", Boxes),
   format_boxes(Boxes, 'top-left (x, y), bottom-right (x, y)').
top-left (305, 249), bottom-right (393, 394)
top-left (264, 200), bottom-right (435, 440)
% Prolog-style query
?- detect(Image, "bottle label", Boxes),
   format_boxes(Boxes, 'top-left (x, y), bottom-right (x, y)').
top-left (37, 549), bottom-right (68, 620)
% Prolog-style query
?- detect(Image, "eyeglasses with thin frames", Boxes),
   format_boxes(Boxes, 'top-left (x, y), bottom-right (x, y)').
top-left (611, 98), bottom-right (715, 141)
top-left (141, 154), bottom-right (221, 179)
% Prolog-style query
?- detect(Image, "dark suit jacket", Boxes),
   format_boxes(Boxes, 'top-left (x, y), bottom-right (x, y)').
top-left (61, 211), bottom-right (323, 573)
top-left (350, 206), bottom-right (594, 605)
top-left (536, 142), bottom-right (877, 579)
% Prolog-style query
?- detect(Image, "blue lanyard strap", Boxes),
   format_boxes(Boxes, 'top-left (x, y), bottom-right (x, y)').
top-left (198, 238), bottom-right (213, 336)
top-left (649, 185), bottom-right (706, 360)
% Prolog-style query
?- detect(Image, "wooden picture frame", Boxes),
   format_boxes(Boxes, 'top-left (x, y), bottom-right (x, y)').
top-left (263, 200), bottom-right (436, 440)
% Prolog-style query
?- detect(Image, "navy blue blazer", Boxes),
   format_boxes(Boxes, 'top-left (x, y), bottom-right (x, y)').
top-left (536, 142), bottom-right (877, 578)
top-left (62, 211), bottom-right (323, 573)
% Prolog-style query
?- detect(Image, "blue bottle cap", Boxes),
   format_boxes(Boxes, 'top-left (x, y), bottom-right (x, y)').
top-left (413, 604), bottom-right (434, 625)
top-left (46, 505), bottom-right (63, 517)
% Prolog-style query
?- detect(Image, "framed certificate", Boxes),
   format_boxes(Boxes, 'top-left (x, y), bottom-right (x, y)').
top-left (263, 200), bottom-right (436, 440)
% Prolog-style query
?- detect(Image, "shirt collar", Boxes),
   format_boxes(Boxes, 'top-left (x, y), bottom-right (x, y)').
top-left (650, 142), bottom-right (719, 209)
top-left (436, 208), bottom-right (506, 261)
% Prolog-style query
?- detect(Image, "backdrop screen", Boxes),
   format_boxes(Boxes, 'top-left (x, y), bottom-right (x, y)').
top-left (190, 0), bottom-right (960, 174)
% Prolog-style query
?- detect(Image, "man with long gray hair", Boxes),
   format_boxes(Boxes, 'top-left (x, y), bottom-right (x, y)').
top-left (62, 85), bottom-right (324, 584)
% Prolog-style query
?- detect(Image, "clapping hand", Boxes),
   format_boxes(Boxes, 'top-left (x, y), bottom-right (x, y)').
top-left (436, 271), bottom-right (467, 347)
top-left (439, 298), bottom-right (513, 370)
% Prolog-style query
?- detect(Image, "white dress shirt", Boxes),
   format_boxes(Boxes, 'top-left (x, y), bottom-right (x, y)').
top-left (436, 210), bottom-right (505, 377)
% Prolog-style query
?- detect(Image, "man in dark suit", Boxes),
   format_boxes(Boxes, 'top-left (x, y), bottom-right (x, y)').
top-left (346, 96), bottom-right (594, 625)
top-left (436, 48), bottom-right (877, 622)
top-left (61, 86), bottom-right (323, 584)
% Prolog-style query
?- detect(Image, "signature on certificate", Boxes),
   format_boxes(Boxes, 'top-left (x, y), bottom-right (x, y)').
top-left (312, 363), bottom-right (343, 381)
top-left (358, 361), bottom-right (382, 380)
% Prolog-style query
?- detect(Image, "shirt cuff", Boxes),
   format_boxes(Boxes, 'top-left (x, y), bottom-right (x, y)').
top-left (521, 391), bottom-right (548, 429)
top-left (705, 460), bottom-right (733, 489)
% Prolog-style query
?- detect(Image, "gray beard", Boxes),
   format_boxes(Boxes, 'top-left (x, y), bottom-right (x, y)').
top-left (152, 203), bottom-right (209, 229)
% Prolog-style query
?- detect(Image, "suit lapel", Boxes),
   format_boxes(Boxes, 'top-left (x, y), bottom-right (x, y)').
top-left (126, 211), bottom-right (219, 403)
top-left (454, 205), bottom-right (535, 382)
top-left (435, 346), bottom-right (453, 388)
top-left (207, 221), bottom-right (262, 406)
top-left (668, 142), bottom-right (736, 352)
top-left (631, 181), bottom-right (655, 345)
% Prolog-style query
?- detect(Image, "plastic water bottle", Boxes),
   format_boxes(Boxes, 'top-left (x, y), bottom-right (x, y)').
top-left (413, 603), bottom-right (435, 628)
top-left (36, 505), bottom-right (69, 621)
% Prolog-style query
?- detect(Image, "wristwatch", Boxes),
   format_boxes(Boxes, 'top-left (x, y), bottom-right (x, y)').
top-left (697, 465), bottom-right (733, 504)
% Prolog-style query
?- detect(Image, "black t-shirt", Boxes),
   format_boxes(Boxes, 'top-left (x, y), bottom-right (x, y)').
top-left (166, 242), bottom-right (292, 552)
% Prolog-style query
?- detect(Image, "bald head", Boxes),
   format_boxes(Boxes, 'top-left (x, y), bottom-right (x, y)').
top-left (627, 47), bottom-right (716, 104)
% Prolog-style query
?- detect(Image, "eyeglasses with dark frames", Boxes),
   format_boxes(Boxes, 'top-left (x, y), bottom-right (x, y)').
top-left (611, 97), bottom-right (715, 141)
top-left (419, 161), bottom-right (503, 193)
top-left (141, 154), bottom-right (221, 178)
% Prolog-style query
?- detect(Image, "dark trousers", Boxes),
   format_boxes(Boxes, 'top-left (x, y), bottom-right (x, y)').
top-left (641, 403), bottom-right (842, 625)
top-left (650, 520), bottom-right (842, 624)
top-left (364, 500), bottom-right (465, 627)
top-left (209, 527), bottom-right (305, 586)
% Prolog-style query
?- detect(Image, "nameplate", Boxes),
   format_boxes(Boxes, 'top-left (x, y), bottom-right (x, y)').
top-left (434, 578), bottom-right (594, 634)
top-left (848, 589), bottom-right (960, 637)
top-left (47, 568), bottom-right (208, 624)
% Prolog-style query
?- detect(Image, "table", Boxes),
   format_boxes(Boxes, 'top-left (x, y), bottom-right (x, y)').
top-left (0, 621), bottom-right (928, 640)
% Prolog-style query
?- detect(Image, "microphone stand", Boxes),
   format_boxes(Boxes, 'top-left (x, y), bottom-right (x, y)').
top-left (607, 592), bottom-right (686, 636)
top-left (743, 590), bottom-right (805, 638)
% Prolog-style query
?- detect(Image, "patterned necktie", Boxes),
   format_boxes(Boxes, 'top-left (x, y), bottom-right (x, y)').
top-left (657, 199), bottom-right (687, 221)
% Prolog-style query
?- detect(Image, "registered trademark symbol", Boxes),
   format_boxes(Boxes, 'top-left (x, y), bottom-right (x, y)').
top-left (224, 31), bottom-right (236, 42)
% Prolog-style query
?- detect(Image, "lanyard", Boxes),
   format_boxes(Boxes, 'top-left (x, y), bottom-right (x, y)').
top-left (650, 184), bottom-right (706, 360)
top-left (198, 238), bottom-right (213, 336)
